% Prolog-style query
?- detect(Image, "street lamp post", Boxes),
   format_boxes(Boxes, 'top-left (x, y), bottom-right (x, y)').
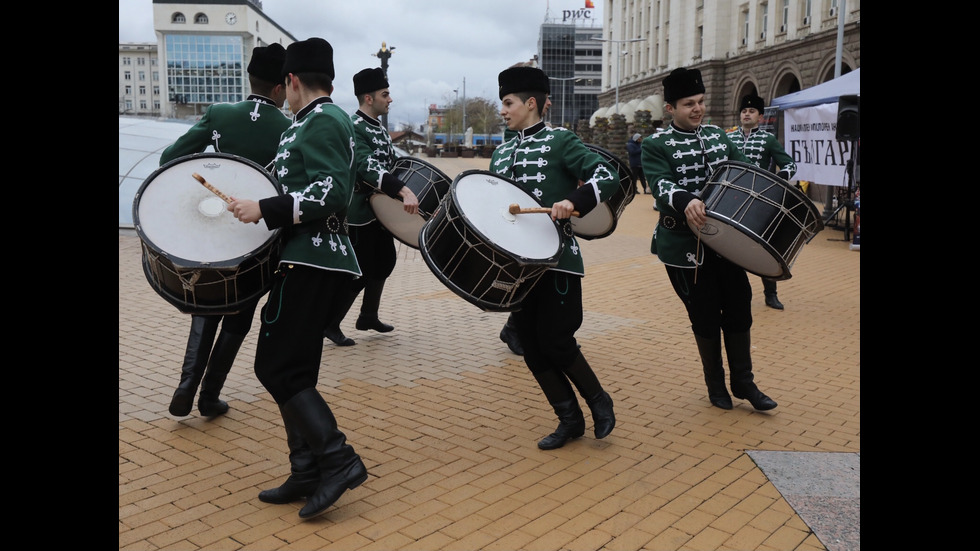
top-left (372, 41), bottom-right (395, 130)
top-left (452, 88), bottom-right (458, 146)
top-left (548, 76), bottom-right (578, 128)
top-left (461, 77), bottom-right (467, 145)
top-left (591, 35), bottom-right (643, 115)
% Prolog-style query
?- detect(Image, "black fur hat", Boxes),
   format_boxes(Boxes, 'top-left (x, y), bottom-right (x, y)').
top-left (739, 93), bottom-right (765, 113)
top-left (247, 43), bottom-right (286, 83)
top-left (282, 37), bottom-right (334, 81)
top-left (353, 67), bottom-right (389, 97)
top-left (498, 66), bottom-right (550, 99)
top-left (663, 67), bottom-right (705, 104)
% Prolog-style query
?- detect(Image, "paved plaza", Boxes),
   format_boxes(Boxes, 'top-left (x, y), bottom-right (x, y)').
top-left (120, 155), bottom-right (859, 550)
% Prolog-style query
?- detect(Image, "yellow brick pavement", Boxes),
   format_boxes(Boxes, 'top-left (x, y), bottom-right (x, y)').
top-left (120, 154), bottom-right (859, 550)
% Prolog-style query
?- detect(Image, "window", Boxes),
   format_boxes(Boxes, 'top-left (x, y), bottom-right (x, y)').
top-left (124, 71), bottom-right (131, 81)
top-left (194, 13), bottom-right (208, 24)
top-left (153, 101), bottom-right (160, 110)
top-left (137, 57), bottom-right (145, 65)
top-left (172, 12), bottom-right (185, 24)
top-left (152, 71), bottom-right (159, 81)
top-left (153, 85), bottom-right (160, 96)
top-left (122, 57), bottom-right (131, 65)
top-left (743, 10), bottom-right (749, 44)
top-left (139, 86), bottom-right (146, 95)
top-left (782, 0), bottom-right (789, 28)
top-left (138, 71), bottom-right (146, 81)
top-left (829, 0), bottom-right (838, 16)
top-left (761, 2), bottom-right (769, 39)
top-left (125, 85), bottom-right (132, 95)
top-left (140, 100), bottom-right (147, 110)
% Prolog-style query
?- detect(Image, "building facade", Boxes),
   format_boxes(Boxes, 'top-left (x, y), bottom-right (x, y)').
top-left (119, 43), bottom-right (163, 117)
top-left (120, 0), bottom-right (297, 120)
top-left (593, 0), bottom-right (860, 130)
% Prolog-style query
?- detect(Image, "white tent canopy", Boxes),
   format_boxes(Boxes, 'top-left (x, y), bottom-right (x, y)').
top-left (769, 68), bottom-right (860, 187)
top-left (770, 68), bottom-right (860, 110)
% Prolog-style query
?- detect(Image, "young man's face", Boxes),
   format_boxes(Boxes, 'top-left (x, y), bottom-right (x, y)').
top-left (740, 107), bottom-right (761, 129)
top-left (366, 89), bottom-right (392, 118)
top-left (667, 93), bottom-right (705, 131)
top-left (499, 93), bottom-right (538, 131)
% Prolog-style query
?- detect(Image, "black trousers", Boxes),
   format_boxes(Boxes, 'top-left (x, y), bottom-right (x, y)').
top-left (349, 220), bottom-right (396, 279)
top-left (664, 249), bottom-right (752, 339)
top-left (190, 296), bottom-right (260, 338)
top-left (630, 165), bottom-right (647, 190)
top-left (511, 271), bottom-right (583, 375)
top-left (254, 265), bottom-right (353, 404)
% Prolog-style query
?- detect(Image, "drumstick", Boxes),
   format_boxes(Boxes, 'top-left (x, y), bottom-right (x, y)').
top-left (191, 173), bottom-right (232, 204)
top-left (508, 203), bottom-right (580, 217)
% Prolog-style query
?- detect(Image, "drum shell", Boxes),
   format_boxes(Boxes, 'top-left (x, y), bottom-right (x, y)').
top-left (133, 152), bottom-right (283, 315)
top-left (571, 144), bottom-right (635, 240)
top-left (369, 156), bottom-right (452, 248)
top-left (697, 160), bottom-right (823, 280)
top-left (419, 170), bottom-right (562, 312)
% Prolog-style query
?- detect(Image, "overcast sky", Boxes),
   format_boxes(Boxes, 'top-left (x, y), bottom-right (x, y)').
top-left (119, 0), bottom-right (605, 130)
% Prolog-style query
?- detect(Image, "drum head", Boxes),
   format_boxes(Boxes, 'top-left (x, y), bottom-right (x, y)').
top-left (134, 152), bottom-right (280, 266)
top-left (370, 156), bottom-right (452, 249)
top-left (572, 144), bottom-right (635, 240)
top-left (698, 217), bottom-right (788, 278)
top-left (453, 171), bottom-right (562, 263)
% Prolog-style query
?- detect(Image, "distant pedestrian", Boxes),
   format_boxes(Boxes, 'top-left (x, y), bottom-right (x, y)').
top-left (626, 132), bottom-right (648, 194)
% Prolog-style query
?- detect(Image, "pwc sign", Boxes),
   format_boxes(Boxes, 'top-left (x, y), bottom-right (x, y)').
top-left (563, 0), bottom-right (595, 22)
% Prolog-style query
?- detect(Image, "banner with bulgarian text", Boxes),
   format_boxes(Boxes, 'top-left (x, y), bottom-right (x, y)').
top-left (782, 102), bottom-right (856, 187)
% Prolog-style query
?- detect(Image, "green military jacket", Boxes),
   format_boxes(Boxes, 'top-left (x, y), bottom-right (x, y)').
top-left (160, 95), bottom-right (291, 168)
top-left (491, 122), bottom-right (620, 275)
top-left (726, 127), bottom-right (797, 178)
top-left (258, 97), bottom-right (361, 275)
top-left (347, 109), bottom-right (398, 226)
top-left (642, 123), bottom-right (749, 268)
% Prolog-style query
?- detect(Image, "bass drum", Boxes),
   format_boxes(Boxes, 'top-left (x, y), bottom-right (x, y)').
top-left (571, 144), bottom-right (635, 240)
top-left (419, 170), bottom-right (562, 312)
top-left (133, 152), bottom-right (282, 315)
top-left (369, 156), bottom-right (452, 249)
top-left (694, 161), bottom-right (824, 280)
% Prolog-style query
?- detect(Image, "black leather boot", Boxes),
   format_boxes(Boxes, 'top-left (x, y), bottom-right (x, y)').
top-left (258, 407), bottom-right (320, 504)
top-left (694, 332), bottom-right (733, 410)
top-left (323, 283), bottom-right (359, 346)
top-left (499, 314), bottom-right (524, 355)
top-left (531, 369), bottom-right (585, 450)
top-left (563, 352), bottom-right (615, 439)
top-left (197, 332), bottom-right (245, 417)
top-left (355, 279), bottom-right (394, 332)
top-left (763, 278), bottom-right (784, 310)
top-left (724, 331), bottom-right (777, 411)
top-left (283, 388), bottom-right (368, 519)
top-left (169, 316), bottom-right (218, 417)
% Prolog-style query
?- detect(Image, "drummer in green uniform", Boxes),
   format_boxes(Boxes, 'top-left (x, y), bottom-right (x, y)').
top-left (642, 67), bottom-right (778, 412)
top-left (490, 66), bottom-right (618, 450)
top-left (228, 38), bottom-right (368, 520)
top-left (159, 43), bottom-right (290, 419)
top-left (321, 67), bottom-right (419, 347)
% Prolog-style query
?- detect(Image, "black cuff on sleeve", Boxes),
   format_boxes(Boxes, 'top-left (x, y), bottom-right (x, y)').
top-left (379, 172), bottom-right (404, 198)
top-left (673, 191), bottom-right (698, 213)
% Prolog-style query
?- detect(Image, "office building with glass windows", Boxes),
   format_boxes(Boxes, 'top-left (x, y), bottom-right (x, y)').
top-left (148, 0), bottom-right (294, 119)
top-left (537, 20), bottom-right (603, 130)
